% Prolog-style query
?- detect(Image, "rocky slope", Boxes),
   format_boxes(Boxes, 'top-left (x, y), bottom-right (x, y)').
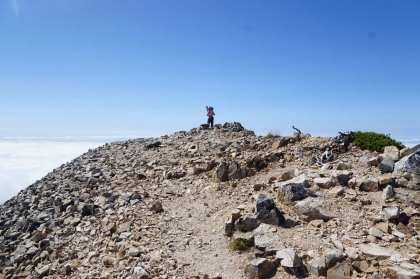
top-left (0, 122), bottom-right (419, 279)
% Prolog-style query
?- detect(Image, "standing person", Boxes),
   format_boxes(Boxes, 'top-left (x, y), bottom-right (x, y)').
top-left (206, 106), bottom-right (215, 128)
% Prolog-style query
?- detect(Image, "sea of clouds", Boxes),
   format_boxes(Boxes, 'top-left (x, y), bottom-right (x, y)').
top-left (0, 136), bottom-right (418, 204)
top-left (0, 137), bottom-right (136, 204)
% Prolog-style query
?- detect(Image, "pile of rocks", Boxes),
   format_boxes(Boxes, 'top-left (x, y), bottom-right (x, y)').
top-left (0, 123), bottom-right (419, 279)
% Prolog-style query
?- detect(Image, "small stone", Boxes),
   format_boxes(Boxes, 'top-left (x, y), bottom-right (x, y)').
top-left (150, 201), bottom-right (163, 213)
top-left (382, 185), bottom-right (395, 201)
top-left (327, 262), bottom-right (352, 279)
top-left (383, 206), bottom-right (400, 221)
top-left (132, 266), bottom-right (151, 279)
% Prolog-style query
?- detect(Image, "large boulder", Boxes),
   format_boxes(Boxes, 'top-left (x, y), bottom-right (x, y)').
top-left (294, 197), bottom-right (332, 222)
top-left (393, 150), bottom-right (420, 176)
top-left (255, 193), bottom-right (285, 226)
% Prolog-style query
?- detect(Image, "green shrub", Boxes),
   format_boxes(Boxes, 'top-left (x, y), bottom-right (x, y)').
top-left (265, 131), bottom-right (281, 138)
top-left (353, 131), bottom-right (405, 153)
top-left (228, 237), bottom-right (254, 251)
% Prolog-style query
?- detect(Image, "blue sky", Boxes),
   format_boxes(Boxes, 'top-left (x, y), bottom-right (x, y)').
top-left (1, 0), bottom-right (419, 138)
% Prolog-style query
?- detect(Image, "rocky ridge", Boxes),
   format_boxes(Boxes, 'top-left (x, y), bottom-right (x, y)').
top-left (0, 122), bottom-right (419, 279)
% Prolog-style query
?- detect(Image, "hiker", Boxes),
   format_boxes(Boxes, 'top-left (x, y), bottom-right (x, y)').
top-left (206, 106), bottom-right (215, 128)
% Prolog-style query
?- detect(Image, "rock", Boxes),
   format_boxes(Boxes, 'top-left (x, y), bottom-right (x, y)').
top-left (359, 244), bottom-right (391, 260)
top-left (383, 266), bottom-right (420, 279)
top-left (327, 262), bottom-right (352, 279)
top-left (278, 168), bottom-right (298, 181)
top-left (277, 183), bottom-right (315, 203)
top-left (393, 150), bottom-right (420, 176)
top-left (255, 193), bottom-right (285, 226)
top-left (132, 266), bottom-right (151, 279)
top-left (103, 256), bottom-right (117, 266)
top-left (35, 264), bottom-right (51, 278)
top-left (400, 147), bottom-right (412, 157)
top-left (244, 258), bottom-right (276, 279)
top-left (382, 185), bottom-right (395, 201)
top-left (295, 197), bottom-right (332, 221)
top-left (255, 192), bottom-right (276, 212)
top-left (360, 177), bottom-right (379, 192)
top-left (280, 174), bottom-right (310, 188)
top-left (256, 208), bottom-right (285, 226)
top-left (276, 248), bottom-right (302, 268)
top-left (369, 226), bottom-right (384, 238)
top-left (150, 201), bottom-right (163, 213)
top-left (379, 173), bottom-right (394, 186)
top-left (128, 247), bottom-right (141, 257)
top-left (375, 222), bottom-right (390, 234)
top-left (384, 146), bottom-right (400, 161)
top-left (378, 156), bottom-right (395, 173)
top-left (224, 217), bottom-right (234, 236)
top-left (383, 206), bottom-right (400, 221)
top-left (31, 231), bottom-right (46, 242)
top-left (314, 177), bottom-right (334, 189)
top-left (331, 170), bottom-right (352, 186)
top-left (235, 216), bottom-right (260, 232)
top-left (327, 186), bottom-right (345, 197)
top-left (368, 156), bottom-right (380, 167)
top-left (308, 255), bottom-right (327, 277)
top-left (324, 249), bottom-right (345, 268)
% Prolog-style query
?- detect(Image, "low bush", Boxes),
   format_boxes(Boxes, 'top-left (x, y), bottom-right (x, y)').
top-left (353, 131), bottom-right (405, 153)
top-left (228, 237), bottom-right (254, 251)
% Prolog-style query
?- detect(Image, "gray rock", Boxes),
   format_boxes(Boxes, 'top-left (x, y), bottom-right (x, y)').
top-left (314, 177), bottom-right (334, 189)
top-left (278, 184), bottom-right (315, 203)
top-left (35, 264), bottom-right (51, 278)
top-left (244, 258), bottom-right (276, 279)
top-left (280, 174), bottom-right (310, 188)
top-left (358, 154), bottom-right (372, 166)
top-left (276, 248), bottom-right (302, 268)
top-left (294, 197), bottom-right (332, 221)
top-left (255, 193), bottom-right (285, 226)
top-left (132, 266), bottom-right (151, 279)
top-left (235, 216), bottom-right (260, 232)
top-left (331, 170), bottom-right (352, 186)
top-left (382, 185), bottom-right (395, 201)
top-left (378, 156), bottom-right (395, 173)
top-left (256, 208), bottom-right (285, 226)
top-left (369, 226), bottom-right (384, 238)
top-left (255, 192), bottom-right (276, 212)
top-left (324, 249), bottom-right (345, 268)
top-left (308, 255), bottom-right (327, 277)
top-left (383, 206), bottom-right (400, 221)
top-left (359, 244), bottom-right (391, 260)
top-left (384, 266), bottom-right (420, 279)
top-left (393, 150), bottom-right (420, 176)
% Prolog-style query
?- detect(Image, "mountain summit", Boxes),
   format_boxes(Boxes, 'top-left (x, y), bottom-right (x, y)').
top-left (1, 123), bottom-right (419, 278)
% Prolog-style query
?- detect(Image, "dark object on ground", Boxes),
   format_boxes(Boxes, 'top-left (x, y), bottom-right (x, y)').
top-left (293, 125), bottom-right (311, 137)
top-left (144, 141), bottom-right (161, 149)
top-left (200, 124), bottom-right (210, 128)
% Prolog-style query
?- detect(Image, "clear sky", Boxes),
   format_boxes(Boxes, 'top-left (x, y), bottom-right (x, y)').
top-left (1, 0), bottom-right (419, 138)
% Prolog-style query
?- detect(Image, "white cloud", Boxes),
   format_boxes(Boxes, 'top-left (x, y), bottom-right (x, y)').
top-left (0, 140), bottom-right (105, 204)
